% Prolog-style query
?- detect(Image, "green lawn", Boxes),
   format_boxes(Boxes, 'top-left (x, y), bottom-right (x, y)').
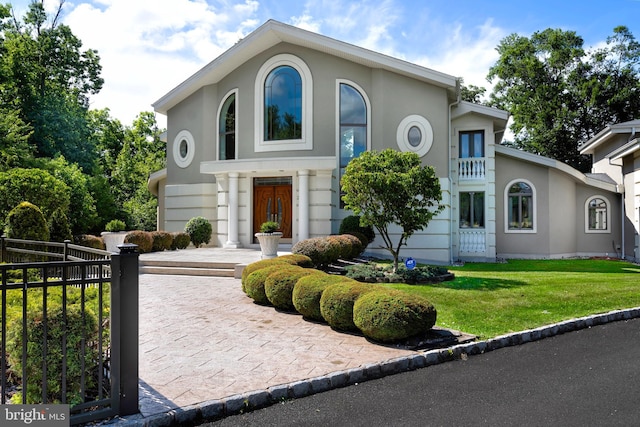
top-left (385, 259), bottom-right (640, 340)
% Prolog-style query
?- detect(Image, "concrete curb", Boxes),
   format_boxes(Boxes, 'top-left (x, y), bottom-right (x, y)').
top-left (104, 307), bottom-right (640, 426)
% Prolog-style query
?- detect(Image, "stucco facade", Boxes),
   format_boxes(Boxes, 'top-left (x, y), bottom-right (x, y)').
top-left (148, 20), bottom-right (635, 264)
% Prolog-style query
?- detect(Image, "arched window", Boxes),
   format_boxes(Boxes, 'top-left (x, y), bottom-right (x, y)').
top-left (254, 54), bottom-right (312, 152)
top-left (218, 91), bottom-right (236, 160)
top-left (264, 66), bottom-right (302, 141)
top-left (339, 82), bottom-right (367, 178)
top-left (585, 196), bottom-right (610, 233)
top-left (505, 180), bottom-right (536, 232)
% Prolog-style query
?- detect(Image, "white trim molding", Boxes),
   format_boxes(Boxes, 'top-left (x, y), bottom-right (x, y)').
top-left (254, 53), bottom-right (313, 152)
top-left (584, 195), bottom-right (611, 234)
top-left (396, 114), bottom-right (434, 157)
top-left (173, 130), bottom-right (195, 168)
top-left (504, 178), bottom-right (537, 234)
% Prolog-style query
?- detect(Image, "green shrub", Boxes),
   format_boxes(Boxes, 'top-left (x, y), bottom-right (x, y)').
top-left (185, 216), bottom-right (212, 248)
top-left (345, 263), bottom-right (452, 284)
top-left (353, 289), bottom-right (437, 342)
top-left (293, 274), bottom-right (356, 321)
top-left (124, 230), bottom-right (153, 253)
top-left (339, 234), bottom-right (364, 259)
top-left (264, 267), bottom-right (319, 311)
top-left (105, 219), bottom-right (126, 232)
top-left (7, 305), bottom-right (98, 404)
top-left (5, 202), bottom-right (50, 241)
top-left (244, 265), bottom-right (298, 305)
top-left (241, 259), bottom-right (290, 286)
top-left (48, 208), bottom-right (72, 242)
top-left (276, 254), bottom-right (314, 268)
top-left (320, 282), bottom-right (377, 332)
top-left (345, 231), bottom-right (369, 251)
top-left (151, 231), bottom-right (173, 252)
top-left (74, 234), bottom-right (106, 250)
top-left (339, 215), bottom-right (375, 246)
top-left (170, 232), bottom-right (191, 250)
top-left (259, 221), bottom-right (280, 233)
top-left (292, 237), bottom-right (333, 267)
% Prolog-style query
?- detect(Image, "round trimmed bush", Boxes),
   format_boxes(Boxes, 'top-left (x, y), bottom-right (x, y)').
top-left (241, 259), bottom-right (291, 286)
top-left (124, 230), bottom-right (153, 253)
top-left (74, 234), bottom-right (106, 250)
top-left (264, 267), bottom-right (320, 311)
top-left (151, 231), bottom-right (173, 252)
top-left (4, 201), bottom-right (50, 241)
top-left (339, 234), bottom-right (364, 259)
top-left (320, 282), bottom-right (376, 332)
top-left (170, 232), bottom-right (190, 250)
top-left (292, 237), bottom-right (333, 267)
top-left (293, 274), bottom-right (357, 321)
top-left (244, 265), bottom-right (294, 305)
top-left (353, 289), bottom-right (437, 342)
top-left (276, 254), bottom-right (314, 268)
top-left (184, 216), bottom-right (212, 248)
top-left (339, 215), bottom-right (375, 245)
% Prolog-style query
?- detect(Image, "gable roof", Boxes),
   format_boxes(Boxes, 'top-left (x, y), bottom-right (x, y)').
top-left (152, 20), bottom-right (459, 115)
top-left (579, 119), bottom-right (640, 155)
top-left (452, 100), bottom-right (509, 132)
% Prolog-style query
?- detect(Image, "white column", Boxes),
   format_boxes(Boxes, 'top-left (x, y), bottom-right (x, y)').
top-left (298, 170), bottom-right (310, 241)
top-left (225, 172), bottom-right (241, 248)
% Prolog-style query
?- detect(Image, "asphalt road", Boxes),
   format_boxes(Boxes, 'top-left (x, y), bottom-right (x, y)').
top-left (201, 317), bottom-right (640, 427)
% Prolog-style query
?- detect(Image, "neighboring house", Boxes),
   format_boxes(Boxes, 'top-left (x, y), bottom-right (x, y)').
top-left (148, 19), bottom-right (636, 264)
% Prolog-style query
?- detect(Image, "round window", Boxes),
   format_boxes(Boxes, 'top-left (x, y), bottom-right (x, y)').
top-left (408, 126), bottom-right (422, 147)
top-left (173, 130), bottom-right (195, 168)
top-left (396, 115), bottom-right (433, 157)
top-left (179, 139), bottom-right (188, 158)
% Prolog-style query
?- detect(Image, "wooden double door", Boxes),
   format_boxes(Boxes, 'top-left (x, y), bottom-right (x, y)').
top-left (253, 181), bottom-right (292, 238)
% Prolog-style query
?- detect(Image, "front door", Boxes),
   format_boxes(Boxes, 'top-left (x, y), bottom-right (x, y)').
top-left (253, 178), bottom-right (292, 239)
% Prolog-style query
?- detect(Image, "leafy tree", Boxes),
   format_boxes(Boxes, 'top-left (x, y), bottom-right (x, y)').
top-left (0, 168), bottom-right (70, 230)
top-left (1, 0), bottom-right (103, 171)
top-left (460, 82), bottom-right (487, 104)
top-left (112, 112), bottom-right (165, 230)
top-left (488, 26), bottom-right (640, 172)
top-left (0, 106), bottom-right (33, 170)
top-left (341, 149), bottom-right (444, 272)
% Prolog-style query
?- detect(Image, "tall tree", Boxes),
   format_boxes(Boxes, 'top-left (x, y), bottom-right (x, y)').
top-left (488, 27), bottom-right (640, 173)
top-left (1, 0), bottom-right (103, 170)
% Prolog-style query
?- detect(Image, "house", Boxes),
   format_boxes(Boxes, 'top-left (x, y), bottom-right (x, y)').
top-left (148, 19), bottom-right (636, 264)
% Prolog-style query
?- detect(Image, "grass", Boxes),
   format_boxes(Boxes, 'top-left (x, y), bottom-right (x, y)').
top-left (384, 259), bottom-right (640, 340)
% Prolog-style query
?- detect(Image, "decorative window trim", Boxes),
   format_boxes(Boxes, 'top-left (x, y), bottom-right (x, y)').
top-left (173, 129), bottom-right (195, 168)
top-left (335, 79), bottom-right (372, 159)
top-left (504, 178), bottom-right (536, 234)
top-left (217, 88), bottom-right (238, 160)
top-left (254, 54), bottom-right (313, 152)
top-left (585, 195), bottom-right (611, 234)
top-left (396, 115), bottom-right (433, 157)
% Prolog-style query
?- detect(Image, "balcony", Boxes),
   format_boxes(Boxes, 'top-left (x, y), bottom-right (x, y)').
top-left (459, 229), bottom-right (486, 253)
top-left (458, 157), bottom-right (486, 180)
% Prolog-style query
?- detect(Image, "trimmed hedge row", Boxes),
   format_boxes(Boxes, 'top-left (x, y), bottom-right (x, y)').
top-left (241, 256), bottom-right (437, 343)
top-left (291, 234), bottom-right (364, 267)
top-left (74, 231), bottom-right (191, 253)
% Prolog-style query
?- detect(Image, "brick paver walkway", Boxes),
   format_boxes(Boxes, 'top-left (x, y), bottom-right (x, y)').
top-left (138, 272), bottom-right (415, 417)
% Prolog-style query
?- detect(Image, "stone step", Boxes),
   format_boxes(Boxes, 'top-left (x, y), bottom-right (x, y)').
top-left (139, 260), bottom-right (241, 277)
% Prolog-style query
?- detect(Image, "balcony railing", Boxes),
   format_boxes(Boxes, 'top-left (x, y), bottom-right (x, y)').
top-left (458, 157), bottom-right (486, 180)
top-left (459, 229), bottom-right (486, 253)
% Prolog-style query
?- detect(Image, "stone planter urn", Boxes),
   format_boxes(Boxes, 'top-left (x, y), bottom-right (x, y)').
top-left (255, 232), bottom-right (283, 259)
top-left (101, 231), bottom-right (128, 253)
top-left (255, 220), bottom-right (282, 259)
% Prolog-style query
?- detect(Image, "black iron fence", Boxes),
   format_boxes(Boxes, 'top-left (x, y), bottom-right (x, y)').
top-left (0, 236), bottom-right (139, 425)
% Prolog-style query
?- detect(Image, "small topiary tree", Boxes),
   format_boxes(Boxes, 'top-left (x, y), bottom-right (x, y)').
top-left (293, 274), bottom-right (357, 321)
top-left (319, 282), bottom-right (376, 332)
top-left (48, 208), bottom-right (72, 242)
top-left (5, 201), bottom-right (50, 241)
top-left (185, 216), bottom-right (212, 248)
top-left (264, 267), bottom-right (320, 311)
top-left (353, 289), bottom-right (437, 342)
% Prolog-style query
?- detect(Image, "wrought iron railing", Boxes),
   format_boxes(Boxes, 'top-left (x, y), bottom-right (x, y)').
top-left (0, 237), bottom-right (139, 425)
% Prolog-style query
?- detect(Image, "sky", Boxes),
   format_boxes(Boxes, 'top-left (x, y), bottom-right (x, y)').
top-left (8, 0), bottom-right (640, 129)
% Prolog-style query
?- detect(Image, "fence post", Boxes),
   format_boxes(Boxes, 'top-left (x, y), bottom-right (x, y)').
top-left (110, 243), bottom-right (139, 416)
top-left (1, 235), bottom-right (5, 263)
top-left (63, 240), bottom-right (70, 261)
